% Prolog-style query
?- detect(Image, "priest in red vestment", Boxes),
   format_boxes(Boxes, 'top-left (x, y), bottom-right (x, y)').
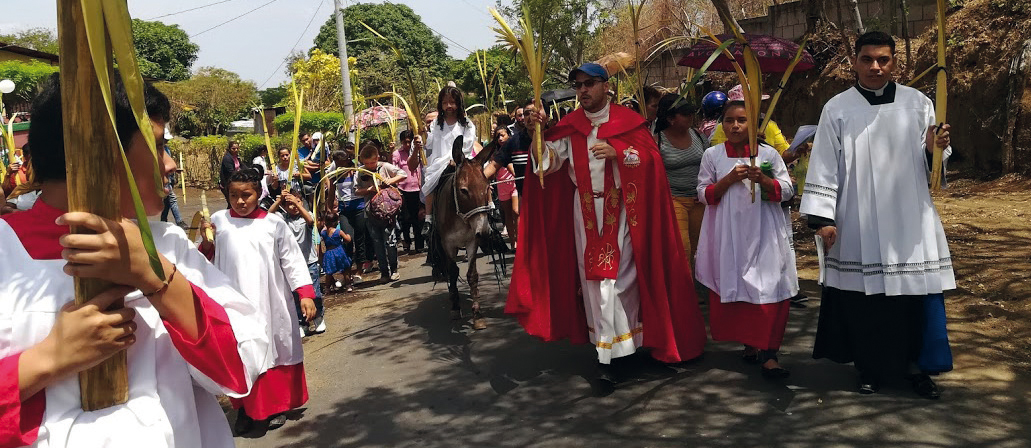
top-left (506, 63), bottom-right (707, 384)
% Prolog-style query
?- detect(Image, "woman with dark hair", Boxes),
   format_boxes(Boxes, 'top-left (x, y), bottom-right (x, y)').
top-left (219, 140), bottom-right (242, 206)
top-left (654, 93), bottom-right (709, 263)
top-left (410, 85), bottom-right (476, 237)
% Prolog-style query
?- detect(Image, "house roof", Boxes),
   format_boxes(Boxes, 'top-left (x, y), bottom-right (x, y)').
top-left (0, 42), bottom-right (59, 63)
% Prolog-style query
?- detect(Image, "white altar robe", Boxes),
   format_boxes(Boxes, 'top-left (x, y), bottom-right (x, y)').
top-left (799, 82), bottom-right (956, 296)
top-left (695, 143), bottom-right (798, 304)
top-left (420, 119), bottom-right (477, 198)
top-left (537, 103), bottom-right (642, 364)
top-left (0, 220), bottom-right (269, 448)
top-left (209, 210), bottom-right (312, 370)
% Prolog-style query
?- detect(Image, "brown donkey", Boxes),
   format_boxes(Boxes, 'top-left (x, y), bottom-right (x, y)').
top-left (430, 135), bottom-right (496, 330)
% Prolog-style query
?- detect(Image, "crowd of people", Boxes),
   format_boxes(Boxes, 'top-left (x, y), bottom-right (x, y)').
top-left (0, 31), bottom-right (957, 446)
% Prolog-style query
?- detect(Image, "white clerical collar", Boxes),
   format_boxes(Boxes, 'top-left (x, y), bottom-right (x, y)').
top-left (858, 81), bottom-right (891, 97)
top-left (584, 102), bottom-right (611, 127)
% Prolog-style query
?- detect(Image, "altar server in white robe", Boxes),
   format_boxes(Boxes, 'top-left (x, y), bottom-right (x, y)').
top-left (799, 31), bottom-right (954, 399)
top-left (0, 74), bottom-right (268, 448)
top-left (199, 167), bottom-right (316, 433)
top-left (411, 85), bottom-right (476, 236)
top-left (695, 101), bottom-right (798, 380)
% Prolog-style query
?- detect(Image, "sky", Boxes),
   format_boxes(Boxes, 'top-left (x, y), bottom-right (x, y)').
top-left (0, 0), bottom-right (501, 89)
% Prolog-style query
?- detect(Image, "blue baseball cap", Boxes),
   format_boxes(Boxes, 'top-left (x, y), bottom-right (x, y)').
top-left (568, 62), bottom-right (609, 82)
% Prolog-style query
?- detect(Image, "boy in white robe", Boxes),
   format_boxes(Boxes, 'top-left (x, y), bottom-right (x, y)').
top-left (0, 74), bottom-right (268, 447)
top-left (800, 31), bottom-right (954, 398)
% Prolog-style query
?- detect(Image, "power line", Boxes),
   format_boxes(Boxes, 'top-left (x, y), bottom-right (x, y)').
top-left (258, 0), bottom-right (326, 89)
top-left (148, 0), bottom-right (237, 20)
top-left (190, 0), bottom-right (283, 38)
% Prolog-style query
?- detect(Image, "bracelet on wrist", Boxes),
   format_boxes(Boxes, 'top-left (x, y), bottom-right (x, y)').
top-left (142, 263), bottom-right (178, 296)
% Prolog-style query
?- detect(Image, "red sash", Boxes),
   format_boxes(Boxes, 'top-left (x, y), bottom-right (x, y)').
top-left (569, 132), bottom-right (622, 280)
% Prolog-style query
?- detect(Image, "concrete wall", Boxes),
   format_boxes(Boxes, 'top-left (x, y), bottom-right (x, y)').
top-left (739, 0), bottom-right (940, 41)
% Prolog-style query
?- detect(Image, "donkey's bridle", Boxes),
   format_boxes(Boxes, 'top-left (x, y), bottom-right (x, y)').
top-left (451, 169), bottom-right (491, 222)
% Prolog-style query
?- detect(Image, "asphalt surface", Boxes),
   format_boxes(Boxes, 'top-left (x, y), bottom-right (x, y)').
top-left (174, 189), bottom-right (1031, 448)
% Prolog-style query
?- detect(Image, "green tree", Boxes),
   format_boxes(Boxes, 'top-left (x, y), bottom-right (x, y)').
top-left (452, 45), bottom-right (533, 108)
top-left (258, 86), bottom-right (288, 107)
top-left (157, 67), bottom-right (257, 136)
top-left (0, 61), bottom-right (59, 107)
top-left (0, 27), bottom-right (59, 55)
top-left (312, 3), bottom-right (450, 72)
top-left (131, 19), bottom-right (199, 82)
top-left (497, 0), bottom-right (611, 80)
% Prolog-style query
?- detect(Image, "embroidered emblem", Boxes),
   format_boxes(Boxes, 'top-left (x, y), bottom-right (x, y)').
top-left (623, 147), bottom-right (641, 168)
top-left (597, 243), bottom-right (616, 270)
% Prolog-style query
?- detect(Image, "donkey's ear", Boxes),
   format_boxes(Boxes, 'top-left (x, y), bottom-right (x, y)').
top-left (451, 135), bottom-right (465, 164)
top-left (473, 139), bottom-right (496, 167)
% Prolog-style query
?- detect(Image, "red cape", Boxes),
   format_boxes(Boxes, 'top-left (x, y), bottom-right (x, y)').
top-left (505, 104), bottom-right (706, 363)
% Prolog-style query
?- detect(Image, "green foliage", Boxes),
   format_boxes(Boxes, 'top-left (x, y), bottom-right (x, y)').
top-left (157, 67), bottom-right (257, 137)
top-left (452, 45), bottom-right (533, 109)
top-left (273, 111), bottom-right (345, 136)
top-left (0, 61), bottom-right (59, 104)
top-left (170, 134), bottom-right (293, 186)
top-left (258, 86), bottom-right (289, 107)
top-left (131, 19), bottom-right (199, 82)
top-left (497, 0), bottom-right (609, 80)
top-left (0, 27), bottom-right (59, 55)
top-left (290, 49), bottom-right (345, 112)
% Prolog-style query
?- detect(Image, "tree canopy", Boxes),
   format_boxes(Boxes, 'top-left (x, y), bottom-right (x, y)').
top-left (157, 67), bottom-right (256, 136)
top-left (312, 3), bottom-right (450, 73)
top-left (0, 27), bottom-right (59, 55)
top-left (452, 45), bottom-right (533, 109)
top-left (131, 19), bottom-right (199, 82)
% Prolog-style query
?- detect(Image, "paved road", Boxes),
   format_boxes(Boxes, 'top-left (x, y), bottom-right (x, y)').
top-left (226, 246), bottom-right (1031, 448)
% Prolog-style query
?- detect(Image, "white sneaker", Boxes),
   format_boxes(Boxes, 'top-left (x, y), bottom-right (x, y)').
top-left (313, 314), bottom-right (327, 333)
top-left (334, 280), bottom-right (343, 289)
top-left (298, 325), bottom-right (308, 338)
top-left (390, 272), bottom-right (401, 281)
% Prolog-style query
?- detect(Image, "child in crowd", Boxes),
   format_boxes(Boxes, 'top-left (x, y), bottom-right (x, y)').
top-left (326, 149), bottom-right (370, 284)
top-left (0, 73), bottom-right (268, 447)
top-left (695, 101), bottom-right (798, 379)
top-left (355, 142), bottom-right (407, 283)
top-left (200, 168), bottom-right (315, 434)
top-left (320, 211), bottom-right (353, 292)
top-left (268, 189), bottom-right (326, 336)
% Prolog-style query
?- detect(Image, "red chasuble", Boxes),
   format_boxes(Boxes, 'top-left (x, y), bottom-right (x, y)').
top-left (505, 103), bottom-right (707, 363)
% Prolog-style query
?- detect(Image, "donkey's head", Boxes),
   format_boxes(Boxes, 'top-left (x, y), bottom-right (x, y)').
top-left (451, 135), bottom-right (495, 236)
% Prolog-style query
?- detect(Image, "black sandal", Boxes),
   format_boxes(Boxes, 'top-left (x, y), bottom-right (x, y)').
top-left (858, 372), bottom-right (880, 395)
top-left (909, 374), bottom-right (941, 400)
top-left (742, 347), bottom-right (761, 364)
top-left (758, 350), bottom-right (790, 379)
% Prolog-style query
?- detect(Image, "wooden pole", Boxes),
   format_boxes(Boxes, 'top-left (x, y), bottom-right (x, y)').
top-left (57, 0), bottom-right (129, 410)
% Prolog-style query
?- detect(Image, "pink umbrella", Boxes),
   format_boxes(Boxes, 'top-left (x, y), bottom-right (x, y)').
top-left (677, 33), bottom-right (815, 73)
top-left (351, 105), bottom-right (408, 130)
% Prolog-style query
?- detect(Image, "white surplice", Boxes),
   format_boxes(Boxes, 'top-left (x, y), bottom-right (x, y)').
top-left (0, 221), bottom-right (269, 448)
top-left (420, 119), bottom-right (477, 198)
top-left (537, 103), bottom-right (642, 364)
top-left (799, 82), bottom-right (956, 296)
top-left (694, 143), bottom-right (798, 304)
top-left (210, 210), bottom-right (312, 370)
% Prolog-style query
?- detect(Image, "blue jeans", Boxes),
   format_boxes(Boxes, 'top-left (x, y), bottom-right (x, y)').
top-left (161, 189), bottom-right (183, 223)
top-left (367, 213), bottom-right (399, 278)
top-left (294, 262), bottom-right (325, 325)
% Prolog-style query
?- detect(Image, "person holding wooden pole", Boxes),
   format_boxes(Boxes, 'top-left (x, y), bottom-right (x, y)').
top-left (801, 31), bottom-right (954, 399)
top-left (0, 74), bottom-right (269, 446)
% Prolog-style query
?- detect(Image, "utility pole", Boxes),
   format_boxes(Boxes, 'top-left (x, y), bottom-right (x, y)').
top-left (335, 0), bottom-right (355, 125)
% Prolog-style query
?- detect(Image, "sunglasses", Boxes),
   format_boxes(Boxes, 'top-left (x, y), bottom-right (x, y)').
top-left (570, 78), bottom-right (602, 90)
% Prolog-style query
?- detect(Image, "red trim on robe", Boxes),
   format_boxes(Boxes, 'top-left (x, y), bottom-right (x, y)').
top-left (507, 104), bottom-right (707, 363)
top-left (704, 184), bottom-right (720, 206)
top-left (707, 291), bottom-right (791, 351)
top-left (0, 353), bottom-right (45, 448)
top-left (229, 363), bottom-right (308, 420)
top-left (229, 208), bottom-right (268, 219)
top-left (1, 199), bottom-right (67, 260)
top-left (724, 141), bottom-right (750, 158)
top-left (295, 285), bottom-right (315, 300)
top-left (163, 283), bottom-right (249, 394)
top-left (766, 180), bottom-right (783, 203)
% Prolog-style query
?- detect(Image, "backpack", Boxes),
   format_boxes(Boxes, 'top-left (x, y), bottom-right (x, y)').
top-left (368, 185), bottom-right (403, 225)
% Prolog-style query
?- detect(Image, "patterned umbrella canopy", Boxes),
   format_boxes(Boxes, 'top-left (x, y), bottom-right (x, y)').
top-left (352, 105), bottom-right (408, 129)
top-left (677, 33), bottom-right (815, 73)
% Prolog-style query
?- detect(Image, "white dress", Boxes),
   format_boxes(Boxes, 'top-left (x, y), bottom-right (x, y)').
top-left (694, 143), bottom-right (798, 304)
top-left (537, 103), bottom-right (642, 364)
top-left (0, 217), bottom-right (269, 448)
top-left (799, 83), bottom-right (956, 296)
top-left (209, 210), bottom-right (312, 370)
top-left (420, 119), bottom-right (476, 198)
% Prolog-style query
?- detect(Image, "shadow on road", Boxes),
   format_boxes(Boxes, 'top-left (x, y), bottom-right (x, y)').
top-left (256, 269), bottom-right (1031, 448)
